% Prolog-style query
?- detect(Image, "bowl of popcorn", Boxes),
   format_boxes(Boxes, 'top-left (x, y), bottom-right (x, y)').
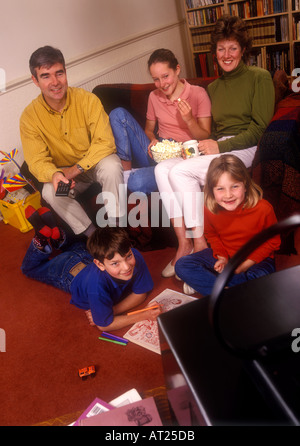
top-left (151, 139), bottom-right (183, 163)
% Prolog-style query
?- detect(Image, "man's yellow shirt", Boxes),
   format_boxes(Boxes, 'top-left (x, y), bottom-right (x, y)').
top-left (20, 87), bottom-right (116, 183)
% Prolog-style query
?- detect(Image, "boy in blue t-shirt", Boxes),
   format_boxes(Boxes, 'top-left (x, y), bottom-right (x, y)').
top-left (22, 206), bottom-right (161, 331)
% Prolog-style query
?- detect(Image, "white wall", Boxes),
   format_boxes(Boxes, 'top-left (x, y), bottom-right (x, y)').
top-left (0, 0), bottom-right (192, 174)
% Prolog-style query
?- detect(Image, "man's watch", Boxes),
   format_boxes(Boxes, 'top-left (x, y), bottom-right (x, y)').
top-left (76, 164), bottom-right (84, 173)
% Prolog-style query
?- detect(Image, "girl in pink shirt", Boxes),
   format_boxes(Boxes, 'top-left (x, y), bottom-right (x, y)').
top-left (109, 48), bottom-right (211, 195)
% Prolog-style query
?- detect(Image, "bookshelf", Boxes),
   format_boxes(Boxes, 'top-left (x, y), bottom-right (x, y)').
top-left (184, 0), bottom-right (299, 78)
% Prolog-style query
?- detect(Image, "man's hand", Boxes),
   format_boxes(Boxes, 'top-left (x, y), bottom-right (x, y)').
top-left (52, 171), bottom-right (75, 192)
top-left (61, 165), bottom-right (82, 180)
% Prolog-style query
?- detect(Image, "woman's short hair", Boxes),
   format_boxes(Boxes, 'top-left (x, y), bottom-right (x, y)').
top-left (29, 46), bottom-right (65, 79)
top-left (87, 227), bottom-right (132, 263)
top-left (147, 48), bottom-right (179, 71)
top-left (204, 154), bottom-right (263, 214)
top-left (211, 15), bottom-right (252, 62)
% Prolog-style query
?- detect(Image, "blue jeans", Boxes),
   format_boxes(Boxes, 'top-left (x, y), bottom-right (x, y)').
top-left (175, 248), bottom-right (276, 296)
top-left (21, 240), bottom-right (93, 293)
top-left (109, 107), bottom-right (157, 194)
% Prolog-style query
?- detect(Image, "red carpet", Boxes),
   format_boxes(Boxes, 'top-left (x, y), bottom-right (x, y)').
top-left (1, 220), bottom-right (299, 426)
top-left (0, 221), bottom-right (185, 426)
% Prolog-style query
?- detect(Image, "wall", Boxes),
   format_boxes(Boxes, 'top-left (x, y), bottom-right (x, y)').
top-left (0, 0), bottom-right (191, 174)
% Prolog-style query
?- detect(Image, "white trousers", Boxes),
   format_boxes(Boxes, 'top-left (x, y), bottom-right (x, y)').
top-left (42, 154), bottom-right (123, 234)
top-left (154, 144), bottom-right (257, 230)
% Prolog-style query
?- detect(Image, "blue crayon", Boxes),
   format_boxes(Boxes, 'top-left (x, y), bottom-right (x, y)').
top-left (102, 332), bottom-right (129, 344)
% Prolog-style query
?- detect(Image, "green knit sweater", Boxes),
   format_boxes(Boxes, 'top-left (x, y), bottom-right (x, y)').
top-left (207, 61), bottom-right (275, 152)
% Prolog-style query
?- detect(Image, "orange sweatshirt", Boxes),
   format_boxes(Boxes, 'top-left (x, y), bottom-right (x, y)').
top-left (204, 199), bottom-right (281, 264)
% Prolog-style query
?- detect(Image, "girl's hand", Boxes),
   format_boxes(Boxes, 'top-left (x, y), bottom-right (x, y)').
top-left (198, 139), bottom-right (219, 155)
top-left (177, 98), bottom-right (193, 123)
top-left (214, 256), bottom-right (228, 273)
top-left (235, 259), bottom-right (255, 274)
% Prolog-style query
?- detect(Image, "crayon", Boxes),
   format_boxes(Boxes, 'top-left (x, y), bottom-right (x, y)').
top-left (102, 332), bottom-right (128, 344)
top-left (127, 304), bottom-right (160, 316)
top-left (98, 336), bottom-right (127, 346)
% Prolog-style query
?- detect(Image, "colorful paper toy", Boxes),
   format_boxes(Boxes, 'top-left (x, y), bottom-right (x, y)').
top-left (0, 149), bottom-right (36, 193)
top-left (0, 149), bottom-right (21, 171)
top-left (0, 169), bottom-right (5, 197)
top-left (3, 173), bottom-right (28, 192)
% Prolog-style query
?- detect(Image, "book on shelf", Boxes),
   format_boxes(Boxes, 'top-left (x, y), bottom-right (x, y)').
top-left (293, 0), bottom-right (300, 10)
top-left (191, 26), bottom-right (214, 51)
top-left (199, 53), bottom-right (208, 77)
top-left (293, 16), bottom-right (300, 41)
top-left (248, 18), bottom-right (276, 45)
top-left (196, 53), bottom-right (219, 77)
top-left (228, 0), bottom-right (287, 18)
top-left (187, 6), bottom-right (224, 26)
top-left (185, 0), bottom-right (223, 8)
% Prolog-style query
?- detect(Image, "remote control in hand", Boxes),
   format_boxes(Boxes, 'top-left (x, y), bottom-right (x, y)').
top-left (55, 180), bottom-right (72, 197)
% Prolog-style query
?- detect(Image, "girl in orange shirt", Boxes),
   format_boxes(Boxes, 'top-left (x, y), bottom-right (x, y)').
top-left (175, 154), bottom-right (281, 295)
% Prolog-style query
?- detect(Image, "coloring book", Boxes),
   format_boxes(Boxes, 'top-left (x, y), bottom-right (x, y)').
top-left (123, 288), bottom-right (196, 354)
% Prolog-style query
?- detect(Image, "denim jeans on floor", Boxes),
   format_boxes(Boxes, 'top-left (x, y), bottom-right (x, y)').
top-left (21, 240), bottom-right (93, 293)
top-left (109, 107), bottom-right (157, 194)
top-left (175, 248), bottom-right (276, 296)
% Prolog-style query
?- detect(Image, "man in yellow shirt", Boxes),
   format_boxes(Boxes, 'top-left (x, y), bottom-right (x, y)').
top-left (20, 46), bottom-right (124, 237)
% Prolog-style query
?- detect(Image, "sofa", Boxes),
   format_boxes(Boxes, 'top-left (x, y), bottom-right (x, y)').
top-left (92, 75), bottom-right (300, 252)
top-left (20, 75), bottom-right (300, 251)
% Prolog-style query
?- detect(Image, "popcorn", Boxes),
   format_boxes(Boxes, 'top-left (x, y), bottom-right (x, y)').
top-left (151, 139), bottom-right (183, 163)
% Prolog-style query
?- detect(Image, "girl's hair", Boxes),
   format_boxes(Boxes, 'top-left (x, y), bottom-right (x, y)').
top-left (29, 46), bottom-right (65, 79)
top-left (211, 15), bottom-right (252, 63)
top-left (204, 154), bottom-right (263, 214)
top-left (147, 48), bottom-right (179, 71)
top-left (87, 227), bottom-right (132, 263)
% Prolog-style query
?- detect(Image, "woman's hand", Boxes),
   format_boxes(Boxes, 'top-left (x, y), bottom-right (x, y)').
top-left (198, 139), bottom-right (220, 155)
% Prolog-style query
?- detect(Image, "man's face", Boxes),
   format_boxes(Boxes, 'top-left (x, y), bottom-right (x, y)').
top-left (94, 249), bottom-right (136, 281)
top-left (32, 62), bottom-right (68, 110)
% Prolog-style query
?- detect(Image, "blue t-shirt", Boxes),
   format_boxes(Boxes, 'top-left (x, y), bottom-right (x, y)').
top-left (70, 248), bottom-right (153, 327)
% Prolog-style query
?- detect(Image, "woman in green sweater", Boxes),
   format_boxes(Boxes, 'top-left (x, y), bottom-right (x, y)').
top-left (154, 15), bottom-right (275, 279)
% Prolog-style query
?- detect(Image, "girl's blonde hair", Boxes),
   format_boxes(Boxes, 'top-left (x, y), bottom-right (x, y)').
top-left (204, 154), bottom-right (263, 214)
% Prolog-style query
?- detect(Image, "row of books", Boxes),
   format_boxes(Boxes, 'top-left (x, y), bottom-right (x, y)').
top-left (194, 53), bottom-right (221, 77)
top-left (247, 16), bottom-right (289, 44)
top-left (228, 0), bottom-right (287, 18)
top-left (187, 6), bottom-right (225, 26)
top-left (293, 17), bottom-right (300, 41)
top-left (191, 25), bottom-right (215, 51)
top-left (249, 47), bottom-right (290, 74)
top-left (185, 0), bottom-right (223, 8)
top-left (191, 16), bottom-right (288, 51)
top-left (292, 0), bottom-right (300, 9)
top-left (194, 46), bottom-right (290, 77)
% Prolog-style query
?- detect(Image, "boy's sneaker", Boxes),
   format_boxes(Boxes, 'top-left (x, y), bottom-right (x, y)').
top-left (25, 205), bottom-right (52, 238)
top-left (33, 234), bottom-right (51, 253)
top-left (37, 207), bottom-right (65, 248)
top-left (50, 228), bottom-right (66, 250)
